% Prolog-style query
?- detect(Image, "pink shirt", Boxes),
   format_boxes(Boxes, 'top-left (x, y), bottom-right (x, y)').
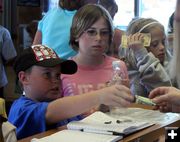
top-left (61, 55), bottom-right (128, 97)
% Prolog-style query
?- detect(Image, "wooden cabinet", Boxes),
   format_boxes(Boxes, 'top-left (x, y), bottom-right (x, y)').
top-left (2, 0), bottom-right (44, 108)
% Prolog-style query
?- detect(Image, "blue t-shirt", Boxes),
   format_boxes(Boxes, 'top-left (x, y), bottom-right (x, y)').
top-left (8, 96), bottom-right (82, 139)
top-left (38, 7), bottom-right (77, 59)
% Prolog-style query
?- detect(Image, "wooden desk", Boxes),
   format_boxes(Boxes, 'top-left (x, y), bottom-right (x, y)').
top-left (18, 104), bottom-right (180, 142)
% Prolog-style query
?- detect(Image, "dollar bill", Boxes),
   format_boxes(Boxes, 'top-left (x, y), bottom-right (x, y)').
top-left (143, 33), bottom-right (151, 47)
top-left (135, 95), bottom-right (156, 106)
top-left (121, 33), bottom-right (151, 48)
top-left (121, 34), bottom-right (128, 48)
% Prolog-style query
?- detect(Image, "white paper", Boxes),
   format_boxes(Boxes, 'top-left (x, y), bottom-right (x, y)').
top-left (31, 108), bottom-right (180, 142)
top-left (31, 130), bottom-right (122, 142)
top-left (108, 108), bottom-right (180, 124)
top-left (67, 111), bottom-right (153, 134)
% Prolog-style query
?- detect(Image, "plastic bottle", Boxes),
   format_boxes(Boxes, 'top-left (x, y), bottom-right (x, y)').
top-left (109, 60), bottom-right (124, 85)
top-left (107, 60), bottom-right (125, 112)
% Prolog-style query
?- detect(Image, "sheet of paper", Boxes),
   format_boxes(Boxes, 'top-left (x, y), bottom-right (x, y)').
top-left (67, 111), bottom-right (153, 134)
top-left (31, 108), bottom-right (179, 142)
top-left (31, 130), bottom-right (122, 142)
top-left (108, 108), bottom-right (180, 124)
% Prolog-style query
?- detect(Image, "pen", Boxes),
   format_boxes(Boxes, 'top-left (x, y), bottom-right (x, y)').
top-left (80, 129), bottom-right (124, 136)
top-left (108, 130), bottom-right (125, 136)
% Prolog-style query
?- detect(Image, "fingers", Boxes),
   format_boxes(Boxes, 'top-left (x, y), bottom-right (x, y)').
top-left (114, 85), bottom-right (134, 104)
top-left (151, 95), bottom-right (169, 104)
top-left (149, 87), bottom-right (169, 99)
top-left (159, 105), bottom-right (172, 113)
top-left (115, 84), bottom-right (131, 94)
top-left (149, 87), bottom-right (180, 105)
top-left (148, 87), bottom-right (176, 112)
top-left (112, 95), bottom-right (132, 107)
top-left (115, 85), bottom-right (133, 99)
top-left (151, 101), bottom-right (171, 112)
top-left (152, 105), bottom-right (160, 110)
top-left (100, 85), bottom-right (133, 107)
top-left (128, 33), bottom-right (144, 48)
top-left (121, 79), bottom-right (130, 87)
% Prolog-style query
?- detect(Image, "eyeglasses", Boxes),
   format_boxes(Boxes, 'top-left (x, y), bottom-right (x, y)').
top-left (84, 29), bottom-right (110, 39)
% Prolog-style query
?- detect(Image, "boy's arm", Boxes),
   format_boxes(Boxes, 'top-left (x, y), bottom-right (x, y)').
top-left (45, 85), bottom-right (134, 124)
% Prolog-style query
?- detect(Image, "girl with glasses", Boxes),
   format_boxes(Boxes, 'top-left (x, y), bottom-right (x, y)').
top-left (61, 4), bottom-right (130, 116)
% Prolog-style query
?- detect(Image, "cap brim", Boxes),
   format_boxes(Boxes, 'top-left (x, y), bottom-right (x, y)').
top-left (36, 59), bottom-right (77, 74)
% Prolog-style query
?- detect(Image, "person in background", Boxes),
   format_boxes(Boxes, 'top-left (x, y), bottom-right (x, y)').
top-left (81, 0), bottom-right (99, 5)
top-left (166, 1), bottom-right (180, 60)
top-left (98, 0), bottom-right (118, 19)
top-left (8, 44), bottom-right (134, 139)
top-left (168, 12), bottom-right (175, 34)
top-left (0, 25), bottom-right (17, 98)
top-left (24, 20), bottom-right (38, 48)
top-left (123, 18), bottom-right (171, 97)
top-left (33, 0), bottom-right (98, 59)
top-left (166, 12), bottom-right (174, 60)
top-left (149, 0), bottom-right (180, 113)
top-left (166, 0), bottom-right (180, 59)
top-left (98, 0), bottom-right (125, 58)
top-left (61, 4), bottom-right (129, 115)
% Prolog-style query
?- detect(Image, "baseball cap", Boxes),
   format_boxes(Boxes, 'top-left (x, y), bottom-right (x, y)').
top-left (13, 44), bottom-right (77, 75)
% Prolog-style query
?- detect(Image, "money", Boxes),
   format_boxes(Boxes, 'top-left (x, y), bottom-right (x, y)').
top-left (121, 33), bottom-right (151, 48)
top-left (143, 33), bottom-right (151, 47)
top-left (134, 95), bottom-right (156, 106)
top-left (121, 34), bottom-right (128, 48)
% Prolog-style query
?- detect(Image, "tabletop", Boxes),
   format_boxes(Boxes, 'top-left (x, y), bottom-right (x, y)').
top-left (18, 104), bottom-right (180, 142)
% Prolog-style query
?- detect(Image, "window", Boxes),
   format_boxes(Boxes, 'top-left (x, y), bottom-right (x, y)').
top-left (114, 0), bottom-right (176, 31)
top-left (114, 0), bottom-right (134, 30)
top-left (140, 0), bottom-right (176, 31)
top-left (48, 0), bottom-right (176, 32)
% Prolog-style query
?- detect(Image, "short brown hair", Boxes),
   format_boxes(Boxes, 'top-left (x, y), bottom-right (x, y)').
top-left (70, 4), bottom-right (114, 51)
top-left (59, 0), bottom-right (81, 11)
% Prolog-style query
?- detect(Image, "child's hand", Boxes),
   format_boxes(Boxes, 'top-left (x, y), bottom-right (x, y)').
top-left (97, 84), bottom-right (134, 107)
top-left (121, 79), bottom-right (130, 87)
top-left (128, 33), bottom-right (145, 49)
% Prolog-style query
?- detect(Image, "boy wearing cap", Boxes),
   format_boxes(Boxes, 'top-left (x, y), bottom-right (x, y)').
top-left (8, 45), bottom-right (134, 140)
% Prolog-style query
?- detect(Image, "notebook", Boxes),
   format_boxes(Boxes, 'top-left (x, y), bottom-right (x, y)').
top-left (31, 129), bottom-right (122, 142)
top-left (31, 111), bottom-right (154, 142)
top-left (67, 111), bottom-right (153, 135)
